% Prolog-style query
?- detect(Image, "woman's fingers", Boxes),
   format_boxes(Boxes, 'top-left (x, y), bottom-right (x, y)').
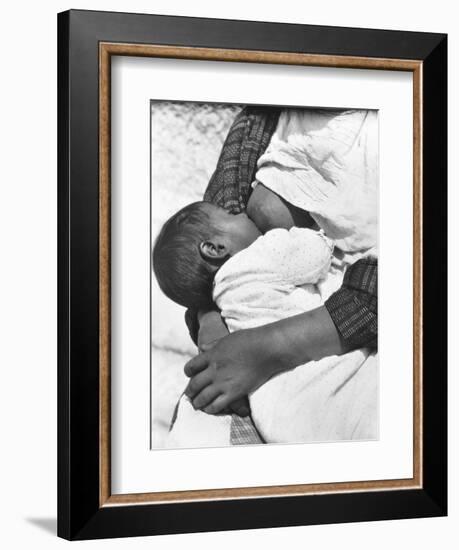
top-left (192, 386), bottom-right (222, 410)
top-left (203, 394), bottom-right (232, 415)
top-left (184, 369), bottom-right (213, 398)
top-left (184, 352), bottom-right (210, 377)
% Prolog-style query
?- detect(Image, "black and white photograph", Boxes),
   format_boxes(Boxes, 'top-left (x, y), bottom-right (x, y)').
top-left (151, 101), bottom-right (379, 449)
top-left (0, 0), bottom-right (454, 545)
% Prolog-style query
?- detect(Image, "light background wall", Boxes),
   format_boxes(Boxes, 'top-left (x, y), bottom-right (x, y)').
top-left (0, 1), bottom-right (456, 548)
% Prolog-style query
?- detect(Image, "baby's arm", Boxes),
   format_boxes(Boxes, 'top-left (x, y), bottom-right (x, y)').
top-left (196, 309), bottom-right (229, 351)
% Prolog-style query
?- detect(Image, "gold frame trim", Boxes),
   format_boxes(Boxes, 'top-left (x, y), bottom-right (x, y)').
top-left (99, 43), bottom-right (423, 507)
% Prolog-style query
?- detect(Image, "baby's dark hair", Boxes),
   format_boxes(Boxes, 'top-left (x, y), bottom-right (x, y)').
top-left (153, 201), bottom-right (219, 310)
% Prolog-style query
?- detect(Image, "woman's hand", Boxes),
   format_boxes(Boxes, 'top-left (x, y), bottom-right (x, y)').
top-left (184, 325), bottom-right (284, 414)
top-left (184, 306), bottom-right (345, 415)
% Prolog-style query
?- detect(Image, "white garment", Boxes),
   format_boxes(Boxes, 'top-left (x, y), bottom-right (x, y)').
top-left (255, 108), bottom-right (378, 254)
top-left (213, 228), bottom-right (377, 444)
top-left (165, 397), bottom-right (233, 449)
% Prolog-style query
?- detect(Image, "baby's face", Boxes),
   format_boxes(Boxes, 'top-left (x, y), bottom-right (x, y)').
top-left (205, 203), bottom-right (261, 255)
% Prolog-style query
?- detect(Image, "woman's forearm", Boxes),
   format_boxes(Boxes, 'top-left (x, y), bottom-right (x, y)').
top-left (184, 305), bottom-right (348, 407)
top-left (257, 306), bottom-right (347, 376)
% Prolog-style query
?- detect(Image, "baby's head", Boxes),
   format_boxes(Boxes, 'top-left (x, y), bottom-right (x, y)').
top-left (153, 201), bottom-right (261, 309)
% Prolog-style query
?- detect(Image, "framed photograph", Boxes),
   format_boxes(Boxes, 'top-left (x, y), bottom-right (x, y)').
top-left (58, 9), bottom-right (447, 540)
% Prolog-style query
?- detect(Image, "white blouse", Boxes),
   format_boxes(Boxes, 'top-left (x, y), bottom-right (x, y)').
top-left (254, 108), bottom-right (378, 254)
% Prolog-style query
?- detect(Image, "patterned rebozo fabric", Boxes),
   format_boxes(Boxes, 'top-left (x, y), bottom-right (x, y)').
top-left (325, 256), bottom-right (378, 350)
top-left (203, 106), bottom-right (281, 213)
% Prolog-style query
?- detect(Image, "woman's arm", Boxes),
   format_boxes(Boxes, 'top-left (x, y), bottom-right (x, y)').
top-left (184, 257), bottom-right (377, 415)
top-left (184, 306), bottom-right (345, 414)
top-left (324, 256), bottom-right (377, 350)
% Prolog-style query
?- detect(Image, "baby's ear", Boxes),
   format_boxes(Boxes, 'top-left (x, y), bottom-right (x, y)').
top-left (199, 241), bottom-right (229, 262)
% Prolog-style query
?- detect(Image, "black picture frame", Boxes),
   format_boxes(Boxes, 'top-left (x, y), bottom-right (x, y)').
top-left (58, 9), bottom-right (447, 540)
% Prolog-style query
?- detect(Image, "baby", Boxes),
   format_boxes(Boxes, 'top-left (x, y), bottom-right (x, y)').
top-left (153, 201), bottom-right (263, 311)
top-left (153, 199), bottom-right (333, 306)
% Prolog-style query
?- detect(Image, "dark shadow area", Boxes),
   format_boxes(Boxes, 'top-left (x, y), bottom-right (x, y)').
top-left (25, 517), bottom-right (57, 536)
